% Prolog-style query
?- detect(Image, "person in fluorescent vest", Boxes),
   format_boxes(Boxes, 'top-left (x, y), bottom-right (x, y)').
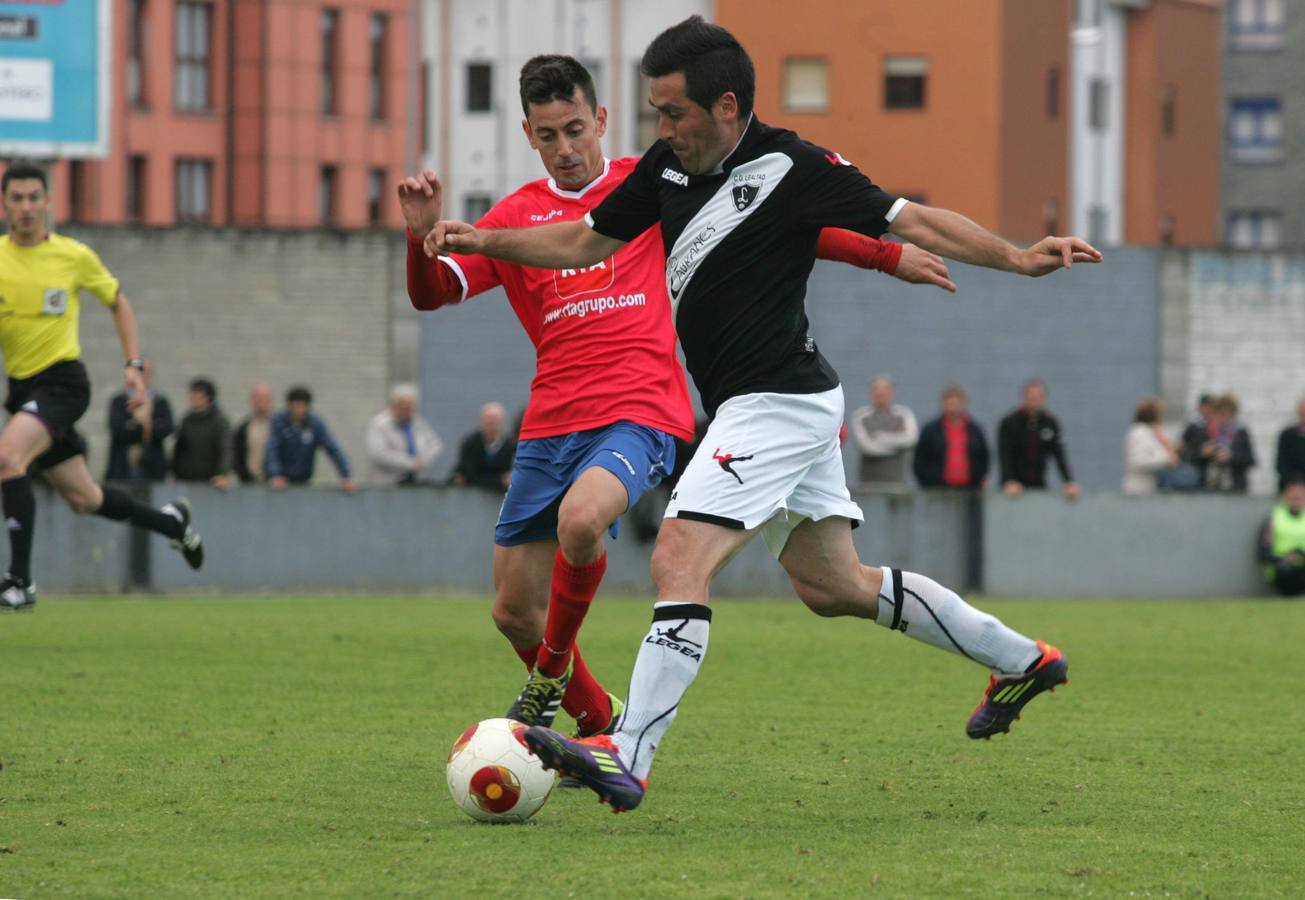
top-left (1259, 478), bottom-right (1305, 597)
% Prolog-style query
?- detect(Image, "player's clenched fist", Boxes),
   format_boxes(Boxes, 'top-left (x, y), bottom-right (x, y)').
top-left (424, 220), bottom-right (480, 258)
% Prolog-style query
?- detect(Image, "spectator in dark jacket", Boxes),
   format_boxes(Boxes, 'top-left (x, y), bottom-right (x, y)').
top-left (265, 386), bottom-right (356, 492)
top-left (1184, 393), bottom-right (1255, 492)
top-left (997, 380), bottom-right (1080, 499)
top-left (1180, 393), bottom-right (1218, 487)
top-left (232, 383), bottom-right (274, 484)
top-left (451, 402), bottom-right (516, 491)
top-left (1275, 397), bottom-right (1305, 493)
top-left (171, 378), bottom-right (233, 488)
top-left (104, 358), bottom-right (173, 482)
top-left (914, 385), bottom-right (989, 489)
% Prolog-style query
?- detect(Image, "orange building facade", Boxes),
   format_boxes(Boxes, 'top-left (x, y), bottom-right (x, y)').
top-left (44, 0), bottom-right (417, 230)
top-left (716, 0), bottom-right (1219, 246)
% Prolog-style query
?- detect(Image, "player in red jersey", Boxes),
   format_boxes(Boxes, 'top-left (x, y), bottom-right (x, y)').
top-left (400, 56), bottom-right (954, 738)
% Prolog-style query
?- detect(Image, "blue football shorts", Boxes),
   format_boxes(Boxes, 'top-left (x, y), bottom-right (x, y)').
top-left (493, 421), bottom-right (676, 547)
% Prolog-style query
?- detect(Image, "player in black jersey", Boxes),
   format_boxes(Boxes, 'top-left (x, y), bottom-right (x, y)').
top-left (428, 17), bottom-right (1098, 811)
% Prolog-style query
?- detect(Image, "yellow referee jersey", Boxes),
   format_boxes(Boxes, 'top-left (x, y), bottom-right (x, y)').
top-left (0, 233), bottom-right (120, 379)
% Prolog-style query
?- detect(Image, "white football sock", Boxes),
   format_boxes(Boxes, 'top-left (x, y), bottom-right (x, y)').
top-left (875, 567), bottom-right (1041, 678)
top-left (613, 601), bottom-right (711, 781)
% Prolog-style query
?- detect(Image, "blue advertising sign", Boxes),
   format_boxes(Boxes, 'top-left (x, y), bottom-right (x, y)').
top-left (0, 0), bottom-right (111, 158)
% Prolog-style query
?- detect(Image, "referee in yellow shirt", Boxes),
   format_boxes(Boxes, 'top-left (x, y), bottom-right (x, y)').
top-left (0, 162), bottom-right (204, 611)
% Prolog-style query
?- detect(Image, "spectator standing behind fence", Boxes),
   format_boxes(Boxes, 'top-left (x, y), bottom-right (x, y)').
top-left (1122, 397), bottom-right (1182, 495)
top-left (849, 376), bottom-right (918, 489)
top-left (914, 385), bottom-right (988, 489)
top-left (451, 402), bottom-right (515, 490)
top-left (1180, 394), bottom-right (1216, 486)
top-left (1275, 398), bottom-right (1305, 492)
top-left (1192, 393), bottom-right (1255, 493)
top-left (366, 384), bottom-right (443, 485)
top-left (1259, 478), bottom-right (1305, 597)
top-left (104, 358), bottom-right (172, 482)
top-left (171, 378), bottom-right (232, 489)
top-left (265, 386), bottom-right (355, 492)
top-left (232, 383), bottom-right (274, 484)
top-left (997, 380), bottom-right (1080, 499)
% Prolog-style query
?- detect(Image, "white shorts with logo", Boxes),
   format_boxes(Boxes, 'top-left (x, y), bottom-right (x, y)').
top-left (665, 387), bottom-right (863, 558)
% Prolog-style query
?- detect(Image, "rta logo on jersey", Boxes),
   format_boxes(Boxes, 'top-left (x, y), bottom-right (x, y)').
top-left (660, 168), bottom-right (689, 186)
top-left (553, 256), bottom-right (615, 299)
top-left (41, 287), bottom-right (68, 316)
top-left (530, 209), bottom-right (565, 223)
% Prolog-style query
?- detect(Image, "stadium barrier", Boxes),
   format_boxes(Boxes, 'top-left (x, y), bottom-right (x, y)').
top-left (28, 484), bottom-right (1270, 598)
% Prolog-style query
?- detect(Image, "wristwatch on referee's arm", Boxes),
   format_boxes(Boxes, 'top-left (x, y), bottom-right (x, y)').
top-left (126, 358), bottom-right (146, 371)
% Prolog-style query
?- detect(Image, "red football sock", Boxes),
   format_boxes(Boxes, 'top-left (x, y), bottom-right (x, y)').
top-left (562, 645), bottom-right (612, 732)
top-left (536, 549), bottom-right (607, 677)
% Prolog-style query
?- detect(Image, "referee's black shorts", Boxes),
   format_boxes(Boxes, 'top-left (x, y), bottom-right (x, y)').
top-left (5, 359), bottom-right (91, 470)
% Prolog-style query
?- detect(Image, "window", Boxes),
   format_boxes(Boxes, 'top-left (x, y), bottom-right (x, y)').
top-left (1226, 211), bottom-right (1282, 249)
top-left (1229, 0), bottom-right (1285, 49)
top-left (1074, 0), bottom-right (1101, 27)
top-left (463, 193), bottom-right (492, 222)
top-left (127, 0), bottom-right (147, 106)
top-left (367, 167), bottom-right (385, 226)
top-left (466, 63), bottom-right (492, 113)
top-left (175, 159), bottom-right (212, 223)
top-left (369, 13), bottom-right (387, 120)
top-left (579, 59), bottom-right (603, 106)
top-left (319, 165), bottom-right (337, 225)
top-left (321, 9), bottom-right (339, 115)
top-left (1088, 78), bottom-right (1109, 131)
top-left (634, 66), bottom-right (659, 152)
top-left (66, 161), bottom-right (86, 223)
top-left (1158, 212), bottom-right (1175, 246)
top-left (126, 155), bottom-right (146, 221)
top-left (174, 2), bottom-right (212, 112)
top-left (1046, 66), bottom-right (1060, 119)
top-left (1042, 198), bottom-right (1059, 236)
top-left (884, 57), bottom-right (926, 110)
top-left (783, 58), bottom-right (830, 113)
top-left (1160, 85), bottom-right (1176, 137)
top-left (1228, 97), bottom-right (1284, 163)
top-left (1088, 205), bottom-right (1108, 247)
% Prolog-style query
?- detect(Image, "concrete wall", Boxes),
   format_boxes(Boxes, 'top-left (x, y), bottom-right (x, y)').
top-left (63, 225), bottom-right (423, 486)
top-left (985, 491), bottom-right (1268, 597)
top-left (21, 485), bottom-right (1278, 598)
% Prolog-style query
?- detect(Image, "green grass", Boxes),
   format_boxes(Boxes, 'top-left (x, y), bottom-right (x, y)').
top-left (1, 595), bottom-right (1303, 898)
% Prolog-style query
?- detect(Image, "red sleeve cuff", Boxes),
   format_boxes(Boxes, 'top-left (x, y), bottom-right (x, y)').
top-left (815, 228), bottom-right (901, 275)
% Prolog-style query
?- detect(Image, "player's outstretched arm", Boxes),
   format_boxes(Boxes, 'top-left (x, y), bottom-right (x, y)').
top-left (425, 219), bottom-right (625, 271)
top-left (888, 203), bottom-right (1102, 277)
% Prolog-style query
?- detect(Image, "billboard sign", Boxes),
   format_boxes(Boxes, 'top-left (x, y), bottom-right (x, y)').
top-left (0, 0), bottom-right (111, 158)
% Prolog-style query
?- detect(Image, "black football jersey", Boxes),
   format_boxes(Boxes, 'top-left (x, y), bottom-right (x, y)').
top-left (587, 116), bottom-right (903, 416)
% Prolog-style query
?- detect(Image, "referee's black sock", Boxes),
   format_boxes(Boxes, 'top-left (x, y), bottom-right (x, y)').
top-left (2, 475), bottom-right (36, 583)
top-left (96, 485), bottom-right (184, 540)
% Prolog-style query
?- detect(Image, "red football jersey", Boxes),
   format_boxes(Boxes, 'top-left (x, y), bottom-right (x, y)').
top-left (441, 158), bottom-right (695, 442)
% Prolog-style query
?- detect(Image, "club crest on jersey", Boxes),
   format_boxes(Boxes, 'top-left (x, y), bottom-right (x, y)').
top-left (731, 184), bottom-right (759, 212)
top-left (553, 256), bottom-right (616, 299)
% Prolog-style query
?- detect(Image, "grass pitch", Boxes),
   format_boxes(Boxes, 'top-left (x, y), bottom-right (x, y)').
top-left (1, 594), bottom-right (1303, 898)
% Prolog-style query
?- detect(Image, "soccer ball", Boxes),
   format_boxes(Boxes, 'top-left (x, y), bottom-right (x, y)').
top-left (446, 718), bottom-right (557, 823)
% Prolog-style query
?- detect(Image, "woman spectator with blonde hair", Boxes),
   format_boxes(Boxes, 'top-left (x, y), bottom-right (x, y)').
top-left (1123, 397), bottom-right (1182, 495)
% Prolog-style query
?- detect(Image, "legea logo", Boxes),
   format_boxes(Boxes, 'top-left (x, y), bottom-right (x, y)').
top-left (553, 256), bottom-right (615, 299)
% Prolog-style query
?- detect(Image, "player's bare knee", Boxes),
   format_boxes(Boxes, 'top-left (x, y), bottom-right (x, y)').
top-left (793, 579), bottom-right (841, 617)
top-left (0, 446), bottom-right (25, 480)
top-left (64, 489), bottom-right (99, 515)
top-left (555, 505), bottom-right (606, 559)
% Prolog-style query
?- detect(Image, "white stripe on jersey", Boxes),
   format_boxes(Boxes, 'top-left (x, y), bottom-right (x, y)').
top-left (664, 152), bottom-right (794, 325)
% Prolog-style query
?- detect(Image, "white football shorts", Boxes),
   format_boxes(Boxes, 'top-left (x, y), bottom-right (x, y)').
top-left (665, 386), bottom-right (863, 558)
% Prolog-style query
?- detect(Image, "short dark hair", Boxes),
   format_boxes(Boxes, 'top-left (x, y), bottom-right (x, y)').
top-left (640, 16), bottom-right (754, 119)
top-left (189, 378), bottom-right (216, 401)
top-left (286, 386), bottom-right (313, 405)
top-left (2, 161), bottom-right (47, 194)
top-left (519, 55), bottom-right (598, 117)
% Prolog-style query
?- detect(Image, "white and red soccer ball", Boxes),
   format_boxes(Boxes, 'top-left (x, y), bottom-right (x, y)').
top-left (446, 718), bottom-right (557, 823)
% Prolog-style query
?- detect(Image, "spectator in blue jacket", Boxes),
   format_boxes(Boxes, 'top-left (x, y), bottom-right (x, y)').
top-left (265, 386), bottom-right (356, 492)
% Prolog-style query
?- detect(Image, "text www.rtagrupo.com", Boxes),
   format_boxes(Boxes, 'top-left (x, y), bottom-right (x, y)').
top-left (543, 292), bottom-right (647, 324)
